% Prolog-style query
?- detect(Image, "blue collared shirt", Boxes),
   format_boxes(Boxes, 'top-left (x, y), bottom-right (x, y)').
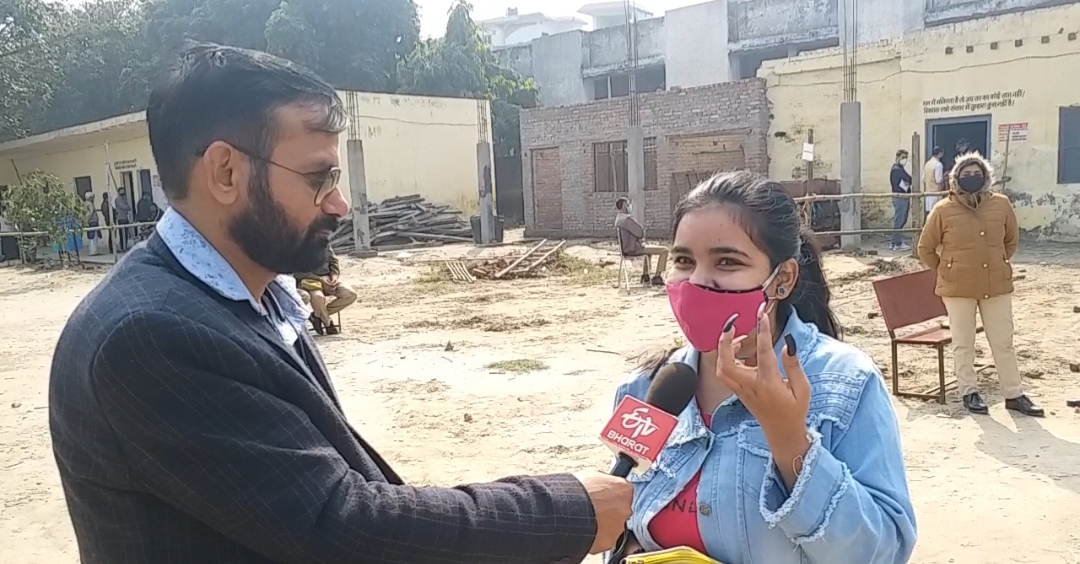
top-left (613, 312), bottom-right (917, 564)
top-left (155, 207), bottom-right (311, 346)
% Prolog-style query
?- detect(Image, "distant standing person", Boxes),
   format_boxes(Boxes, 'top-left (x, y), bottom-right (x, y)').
top-left (85, 192), bottom-right (100, 256)
top-left (917, 152), bottom-right (1043, 417)
top-left (615, 197), bottom-right (667, 286)
top-left (136, 192), bottom-right (154, 224)
top-left (100, 192), bottom-right (113, 254)
top-left (954, 138), bottom-right (971, 161)
top-left (889, 149), bottom-right (913, 251)
top-left (923, 146), bottom-right (945, 217)
top-left (114, 187), bottom-right (132, 251)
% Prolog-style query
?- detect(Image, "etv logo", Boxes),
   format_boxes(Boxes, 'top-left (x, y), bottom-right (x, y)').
top-left (620, 407), bottom-right (660, 439)
top-left (600, 396), bottom-right (680, 470)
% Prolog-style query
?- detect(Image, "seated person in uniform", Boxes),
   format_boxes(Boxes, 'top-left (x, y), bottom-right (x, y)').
top-left (615, 197), bottom-right (667, 286)
top-left (294, 246), bottom-right (357, 335)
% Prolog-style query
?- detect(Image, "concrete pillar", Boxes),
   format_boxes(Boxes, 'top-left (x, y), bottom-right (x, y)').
top-left (476, 142), bottom-right (495, 244)
top-left (840, 101), bottom-right (862, 250)
top-left (346, 139), bottom-right (376, 258)
top-left (627, 126), bottom-right (646, 228)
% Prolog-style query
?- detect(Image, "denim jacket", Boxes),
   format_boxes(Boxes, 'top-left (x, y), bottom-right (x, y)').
top-left (613, 312), bottom-right (917, 564)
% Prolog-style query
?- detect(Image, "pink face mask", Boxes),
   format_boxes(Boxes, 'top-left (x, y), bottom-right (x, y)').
top-left (666, 267), bottom-right (780, 352)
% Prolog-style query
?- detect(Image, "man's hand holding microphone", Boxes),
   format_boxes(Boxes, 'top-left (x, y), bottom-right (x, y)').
top-left (581, 361), bottom-right (699, 555)
top-left (574, 471), bottom-right (634, 554)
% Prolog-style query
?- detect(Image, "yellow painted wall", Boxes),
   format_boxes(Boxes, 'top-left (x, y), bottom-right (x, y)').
top-left (0, 125), bottom-right (157, 210)
top-left (761, 42), bottom-right (903, 226)
top-left (760, 4), bottom-right (1080, 237)
top-left (0, 92), bottom-right (493, 220)
top-left (339, 91), bottom-right (492, 216)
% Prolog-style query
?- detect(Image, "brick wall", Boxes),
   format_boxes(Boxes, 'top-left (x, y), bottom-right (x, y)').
top-left (520, 78), bottom-right (770, 237)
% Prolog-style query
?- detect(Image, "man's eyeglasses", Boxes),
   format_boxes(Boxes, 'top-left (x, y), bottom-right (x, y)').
top-left (197, 144), bottom-right (342, 206)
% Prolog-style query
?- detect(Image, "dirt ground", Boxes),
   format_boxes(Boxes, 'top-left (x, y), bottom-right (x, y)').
top-left (1, 233), bottom-right (1079, 564)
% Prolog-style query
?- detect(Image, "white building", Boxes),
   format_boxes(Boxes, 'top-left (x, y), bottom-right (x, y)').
top-left (577, 1), bottom-right (653, 30)
top-left (478, 8), bottom-right (587, 47)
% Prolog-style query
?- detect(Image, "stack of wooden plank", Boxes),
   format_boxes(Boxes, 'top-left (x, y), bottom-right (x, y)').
top-left (439, 239), bottom-right (567, 283)
top-left (330, 194), bottom-right (473, 253)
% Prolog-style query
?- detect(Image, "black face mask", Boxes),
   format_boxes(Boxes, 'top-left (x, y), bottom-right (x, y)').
top-left (957, 175), bottom-right (984, 193)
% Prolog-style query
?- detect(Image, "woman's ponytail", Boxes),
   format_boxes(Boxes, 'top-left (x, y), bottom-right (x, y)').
top-left (782, 230), bottom-right (841, 339)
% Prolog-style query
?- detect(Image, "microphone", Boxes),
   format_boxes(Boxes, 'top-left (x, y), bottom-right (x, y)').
top-left (601, 362), bottom-right (698, 478)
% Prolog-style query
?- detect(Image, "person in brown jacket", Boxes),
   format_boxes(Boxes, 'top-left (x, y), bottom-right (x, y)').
top-left (917, 152), bottom-right (1043, 417)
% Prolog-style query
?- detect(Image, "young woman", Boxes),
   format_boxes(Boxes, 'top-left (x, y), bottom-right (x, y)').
top-left (610, 171), bottom-right (916, 564)
top-left (917, 153), bottom-right (1043, 417)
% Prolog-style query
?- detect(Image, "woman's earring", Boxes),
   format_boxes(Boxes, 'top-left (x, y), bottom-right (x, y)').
top-left (777, 287), bottom-right (787, 297)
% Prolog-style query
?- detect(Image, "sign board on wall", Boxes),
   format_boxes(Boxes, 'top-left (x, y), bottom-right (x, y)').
top-left (997, 123), bottom-right (1028, 142)
top-left (801, 143), bottom-right (815, 162)
top-left (922, 89), bottom-right (1026, 115)
top-left (114, 158), bottom-right (138, 171)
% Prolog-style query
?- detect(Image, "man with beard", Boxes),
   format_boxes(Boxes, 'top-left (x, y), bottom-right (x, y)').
top-left (48, 43), bottom-right (631, 564)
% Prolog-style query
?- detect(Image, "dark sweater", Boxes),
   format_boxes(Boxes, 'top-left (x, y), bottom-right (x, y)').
top-left (890, 163), bottom-right (912, 194)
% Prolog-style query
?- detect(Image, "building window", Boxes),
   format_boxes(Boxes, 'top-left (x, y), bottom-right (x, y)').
top-left (609, 74), bottom-right (630, 98)
top-left (593, 78), bottom-right (610, 100)
top-left (591, 67), bottom-right (666, 101)
top-left (74, 176), bottom-right (93, 200)
top-left (594, 141), bottom-right (628, 192)
top-left (636, 67), bottom-right (666, 94)
top-left (1059, 107), bottom-right (1080, 183)
top-left (644, 137), bottom-right (658, 190)
top-left (593, 139), bottom-right (657, 192)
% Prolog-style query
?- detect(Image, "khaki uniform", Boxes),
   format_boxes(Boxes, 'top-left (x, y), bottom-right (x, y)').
top-left (917, 153), bottom-right (1022, 399)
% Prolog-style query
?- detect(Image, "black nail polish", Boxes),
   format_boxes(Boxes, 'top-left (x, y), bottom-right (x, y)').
top-left (723, 314), bottom-right (738, 334)
top-left (784, 334), bottom-right (797, 356)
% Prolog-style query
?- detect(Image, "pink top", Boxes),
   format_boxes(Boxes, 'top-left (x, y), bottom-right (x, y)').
top-left (646, 413), bottom-right (711, 554)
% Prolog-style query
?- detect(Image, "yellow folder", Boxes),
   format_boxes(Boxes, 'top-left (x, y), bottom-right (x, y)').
top-left (624, 546), bottom-right (725, 564)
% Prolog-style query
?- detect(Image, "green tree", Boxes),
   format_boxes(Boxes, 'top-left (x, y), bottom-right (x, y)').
top-left (264, 0), bottom-right (317, 64)
top-left (395, 0), bottom-right (537, 158)
top-left (0, 0), bottom-right (63, 139)
top-left (1, 0), bottom-right (422, 139)
top-left (32, 0), bottom-right (152, 133)
top-left (2, 172), bottom-right (86, 265)
top-left (142, 0), bottom-right (419, 93)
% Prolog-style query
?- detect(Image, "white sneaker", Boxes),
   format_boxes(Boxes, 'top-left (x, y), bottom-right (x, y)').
top-left (894, 243), bottom-right (911, 251)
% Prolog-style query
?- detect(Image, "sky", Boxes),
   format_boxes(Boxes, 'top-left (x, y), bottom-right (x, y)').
top-left (418, 0), bottom-right (704, 37)
top-left (59, 0), bottom-right (702, 41)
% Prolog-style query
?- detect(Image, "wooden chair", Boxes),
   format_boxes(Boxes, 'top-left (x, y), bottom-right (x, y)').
top-left (298, 287), bottom-right (343, 333)
top-left (871, 269), bottom-right (984, 404)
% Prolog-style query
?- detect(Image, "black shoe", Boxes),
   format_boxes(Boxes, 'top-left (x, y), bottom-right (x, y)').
top-left (650, 275), bottom-right (664, 287)
top-left (1005, 394), bottom-right (1045, 417)
top-left (310, 315), bottom-right (325, 336)
top-left (325, 322), bottom-right (340, 336)
top-left (640, 274), bottom-right (651, 285)
top-left (963, 392), bottom-right (989, 414)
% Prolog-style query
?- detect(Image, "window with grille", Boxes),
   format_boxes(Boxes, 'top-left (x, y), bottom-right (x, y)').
top-left (593, 139), bottom-right (658, 192)
top-left (644, 137), bottom-right (658, 190)
top-left (594, 141), bottom-right (628, 192)
top-left (1059, 107), bottom-right (1080, 184)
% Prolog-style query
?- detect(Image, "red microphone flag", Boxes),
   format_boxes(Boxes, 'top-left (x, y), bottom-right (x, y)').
top-left (600, 395), bottom-right (680, 474)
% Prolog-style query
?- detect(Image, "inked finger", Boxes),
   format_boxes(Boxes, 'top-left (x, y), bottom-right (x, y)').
top-left (717, 314), bottom-right (752, 391)
top-left (716, 313), bottom-right (739, 366)
top-left (782, 334), bottom-right (812, 403)
top-left (755, 304), bottom-right (781, 378)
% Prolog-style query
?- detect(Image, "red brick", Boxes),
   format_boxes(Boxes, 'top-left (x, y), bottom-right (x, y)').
top-left (521, 79), bottom-right (770, 237)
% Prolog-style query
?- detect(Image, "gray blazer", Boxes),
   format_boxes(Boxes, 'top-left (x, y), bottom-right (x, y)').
top-left (49, 233), bottom-right (595, 564)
